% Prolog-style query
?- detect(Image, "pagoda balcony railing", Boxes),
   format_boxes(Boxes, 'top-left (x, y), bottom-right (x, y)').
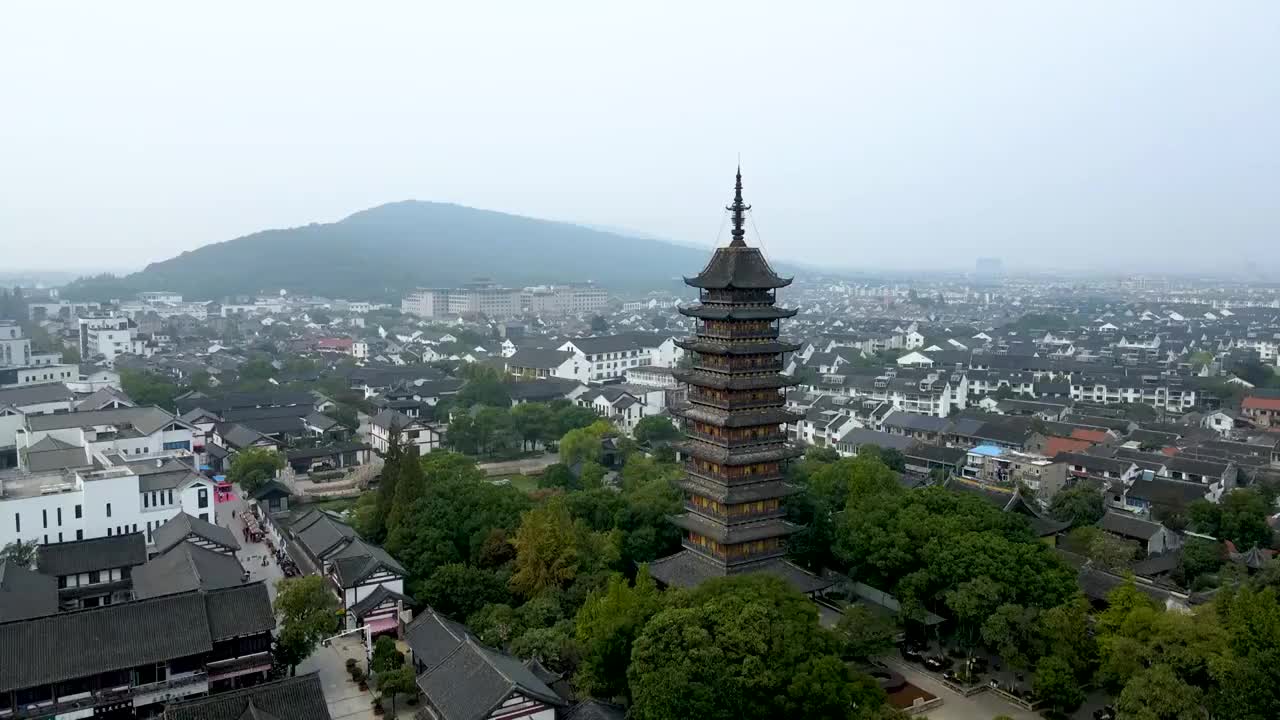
top-left (701, 322), bottom-right (778, 338)
top-left (684, 428), bottom-right (788, 447)
top-left (684, 461), bottom-right (784, 483)
top-left (684, 502), bottom-right (786, 523)
top-left (686, 395), bottom-right (785, 411)
top-left (701, 289), bottom-right (774, 304)
top-left (682, 539), bottom-right (786, 564)
top-left (692, 357), bottom-right (784, 373)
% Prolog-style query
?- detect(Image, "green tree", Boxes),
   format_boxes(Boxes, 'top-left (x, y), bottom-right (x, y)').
top-left (981, 603), bottom-right (1041, 669)
top-left (1050, 483), bottom-right (1105, 527)
top-left (632, 415), bottom-right (680, 445)
top-left (835, 605), bottom-right (897, 661)
top-left (386, 449), bottom-right (426, 536)
top-left (627, 575), bottom-right (879, 720)
top-left (456, 371), bottom-right (510, 408)
top-left (1117, 664), bottom-right (1204, 720)
top-left (420, 563), bottom-right (510, 622)
top-left (120, 369), bottom-right (180, 410)
top-left (370, 635), bottom-right (405, 674)
top-left (574, 567), bottom-right (663, 700)
top-left (510, 496), bottom-right (581, 598)
top-left (1087, 531), bottom-right (1140, 573)
top-left (1178, 538), bottom-right (1224, 586)
top-left (511, 620), bottom-right (576, 672)
top-left (376, 665), bottom-right (417, 719)
top-left (0, 539), bottom-right (38, 567)
top-left (510, 402), bottom-right (554, 451)
top-left (559, 420), bottom-right (612, 466)
top-left (539, 463), bottom-right (578, 490)
top-left (946, 575), bottom-right (1005, 649)
top-left (273, 575), bottom-right (339, 675)
top-left (372, 432), bottom-right (405, 542)
top-left (1034, 655), bottom-right (1084, 713)
top-left (1037, 596), bottom-right (1096, 681)
top-left (324, 404), bottom-right (360, 432)
top-left (228, 447), bottom-right (285, 495)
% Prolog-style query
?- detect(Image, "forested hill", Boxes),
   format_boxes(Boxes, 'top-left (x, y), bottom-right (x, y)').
top-left (62, 201), bottom-right (727, 301)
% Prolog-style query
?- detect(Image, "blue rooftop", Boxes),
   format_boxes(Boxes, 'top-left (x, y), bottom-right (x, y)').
top-left (969, 444), bottom-right (1004, 457)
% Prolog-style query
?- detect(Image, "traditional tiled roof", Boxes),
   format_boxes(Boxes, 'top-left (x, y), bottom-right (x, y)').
top-left (505, 348), bottom-right (574, 369)
top-left (165, 673), bottom-right (331, 720)
top-left (153, 512), bottom-right (242, 555)
top-left (0, 559), bottom-right (58, 623)
top-left (1098, 511), bottom-right (1164, 540)
top-left (204, 583), bottom-right (275, 641)
top-left (36, 532), bottom-right (147, 578)
top-left (647, 550), bottom-right (831, 594)
top-left (133, 541), bottom-right (248, 598)
top-left (416, 637), bottom-right (564, 720)
top-left (349, 583), bottom-right (411, 620)
top-left (405, 607), bottom-right (472, 672)
top-left (0, 591), bottom-right (213, 692)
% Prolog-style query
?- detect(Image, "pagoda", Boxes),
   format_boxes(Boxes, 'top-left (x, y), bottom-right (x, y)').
top-left (649, 168), bottom-right (830, 594)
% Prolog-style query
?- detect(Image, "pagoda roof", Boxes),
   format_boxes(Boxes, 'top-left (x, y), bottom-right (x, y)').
top-left (675, 338), bottom-right (802, 355)
top-left (676, 478), bottom-right (800, 504)
top-left (670, 403), bottom-right (802, 427)
top-left (672, 513), bottom-right (799, 544)
top-left (676, 439), bottom-right (803, 466)
top-left (671, 370), bottom-right (799, 391)
top-left (647, 550), bottom-right (831, 595)
top-left (678, 304), bottom-right (798, 320)
top-left (684, 246), bottom-right (791, 290)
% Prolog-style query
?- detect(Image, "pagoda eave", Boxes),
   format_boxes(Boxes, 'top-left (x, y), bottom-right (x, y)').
top-left (671, 513), bottom-right (800, 544)
top-left (671, 369), bottom-right (800, 390)
top-left (675, 478), bottom-right (801, 504)
top-left (675, 339), bottom-right (802, 355)
top-left (675, 440), bottom-right (803, 465)
top-left (677, 304), bottom-right (798, 320)
top-left (670, 403), bottom-right (803, 427)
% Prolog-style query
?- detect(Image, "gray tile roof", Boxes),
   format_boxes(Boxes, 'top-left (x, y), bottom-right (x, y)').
top-left (348, 583), bottom-right (411, 620)
top-left (153, 512), bottom-right (242, 555)
top-left (165, 673), bottom-right (331, 720)
top-left (0, 383), bottom-right (76, 409)
top-left (35, 532), bottom-right (147, 578)
top-left (21, 436), bottom-right (90, 472)
top-left (416, 638), bottom-right (564, 720)
top-left (26, 406), bottom-right (181, 435)
top-left (648, 550), bottom-right (830, 594)
top-left (405, 607), bottom-right (471, 671)
top-left (505, 348), bottom-right (574, 369)
top-left (293, 510), bottom-right (358, 559)
top-left (0, 559), bottom-right (58, 623)
top-left (1098, 511), bottom-right (1164, 540)
top-left (133, 541), bottom-right (249, 598)
top-left (0, 590), bottom-right (212, 692)
top-left (204, 583), bottom-right (276, 641)
top-left (330, 539), bottom-right (407, 587)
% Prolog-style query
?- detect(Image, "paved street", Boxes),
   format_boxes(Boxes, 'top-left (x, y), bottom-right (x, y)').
top-left (215, 486), bottom-right (285, 601)
top-left (478, 452), bottom-right (561, 476)
top-left (220, 484), bottom-right (374, 720)
top-left (298, 637), bottom-right (376, 720)
top-left (883, 659), bottom-right (1041, 720)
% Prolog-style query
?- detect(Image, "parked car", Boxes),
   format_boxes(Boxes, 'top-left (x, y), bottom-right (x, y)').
top-left (923, 656), bottom-right (951, 672)
top-left (1093, 707), bottom-right (1117, 720)
top-left (899, 645), bottom-right (923, 662)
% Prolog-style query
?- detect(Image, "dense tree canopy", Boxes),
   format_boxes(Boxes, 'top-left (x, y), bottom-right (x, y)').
top-left (227, 447), bottom-right (285, 495)
top-left (627, 575), bottom-right (886, 720)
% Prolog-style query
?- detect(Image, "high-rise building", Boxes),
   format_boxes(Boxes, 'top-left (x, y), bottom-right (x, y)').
top-left (401, 280), bottom-right (522, 318)
top-left (650, 169), bottom-right (829, 594)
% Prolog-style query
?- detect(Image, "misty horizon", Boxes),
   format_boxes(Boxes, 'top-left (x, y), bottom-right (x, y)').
top-left (2, 3), bottom-right (1278, 276)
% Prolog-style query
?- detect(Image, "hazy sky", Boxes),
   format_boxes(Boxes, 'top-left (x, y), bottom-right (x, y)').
top-left (2, 2), bottom-right (1277, 274)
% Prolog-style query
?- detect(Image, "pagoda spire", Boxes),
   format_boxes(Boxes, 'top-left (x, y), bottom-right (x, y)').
top-left (726, 166), bottom-right (751, 247)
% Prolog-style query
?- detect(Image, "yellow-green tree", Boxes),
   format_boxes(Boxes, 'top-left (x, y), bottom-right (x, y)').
top-left (510, 496), bottom-right (580, 597)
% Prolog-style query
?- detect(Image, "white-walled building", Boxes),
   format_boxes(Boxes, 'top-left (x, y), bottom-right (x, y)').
top-left (521, 285), bottom-right (609, 316)
top-left (78, 313), bottom-right (146, 363)
top-left (402, 283), bottom-right (523, 318)
top-left (369, 408), bottom-right (444, 455)
top-left (0, 456), bottom-right (216, 549)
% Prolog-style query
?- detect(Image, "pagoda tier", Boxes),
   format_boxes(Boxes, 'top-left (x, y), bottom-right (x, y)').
top-left (678, 304), bottom-right (799, 321)
top-left (670, 368), bottom-right (799, 391)
top-left (650, 167), bottom-right (829, 595)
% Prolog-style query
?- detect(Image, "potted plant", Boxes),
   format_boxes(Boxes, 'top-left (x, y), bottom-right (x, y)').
top-left (345, 658), bottom-right (357, 672)
top-left (372, 697), bottom-right (384, 715)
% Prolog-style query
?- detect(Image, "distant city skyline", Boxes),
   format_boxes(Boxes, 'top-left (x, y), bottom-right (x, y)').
top-left (2, 3), bottom-right (1277, 274)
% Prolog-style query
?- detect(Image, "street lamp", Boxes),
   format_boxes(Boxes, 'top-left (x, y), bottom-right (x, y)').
top-left (320, 625), bottom-right (373, 659)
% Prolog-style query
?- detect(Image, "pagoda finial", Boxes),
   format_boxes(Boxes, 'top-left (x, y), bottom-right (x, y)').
top-left (726, 165), bottom-right (751, 247)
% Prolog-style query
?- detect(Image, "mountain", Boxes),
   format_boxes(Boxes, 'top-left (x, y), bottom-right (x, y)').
top-left (63, 201), bottom-right (734, 301)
